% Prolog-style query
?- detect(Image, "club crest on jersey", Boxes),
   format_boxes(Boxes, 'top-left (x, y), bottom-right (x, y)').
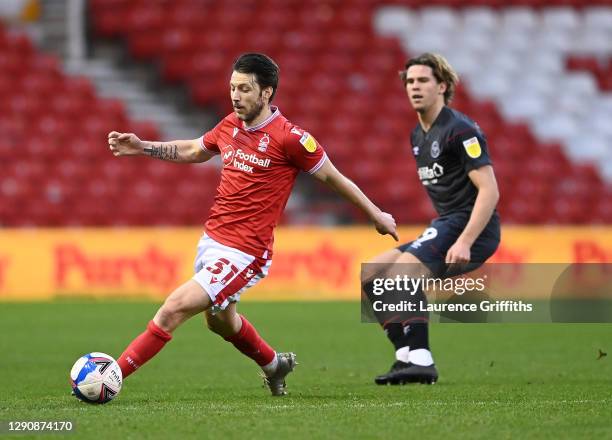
top-left (258, 133), bottom-right (270, 152)
top-left (232, 127), bottom-right (239, 138)
top-left (430, 141), bottom-right (441, 158)
top-left (413, 146), bottom-right (420, 156)
top-left (299, 132), bottom-right (317, 153)
top-left (462, 136), bottom-right (482, 158)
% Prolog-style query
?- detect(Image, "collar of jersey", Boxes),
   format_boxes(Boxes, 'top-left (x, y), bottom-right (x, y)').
top-left (426, 106), bottom-right (451, 132)
top-left (243, 106), bottom-right (280, 132)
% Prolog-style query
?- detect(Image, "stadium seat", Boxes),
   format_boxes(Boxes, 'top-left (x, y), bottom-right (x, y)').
top-left (0, 24), bottom-right (163, 226)
top-left (60, 0), bottom-right (612, 226)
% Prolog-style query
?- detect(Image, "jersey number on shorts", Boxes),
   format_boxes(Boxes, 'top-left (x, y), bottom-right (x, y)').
top-left (410, 227), bottom-right (438, 249)
top-left (206, 258), bottom-right (239, 285)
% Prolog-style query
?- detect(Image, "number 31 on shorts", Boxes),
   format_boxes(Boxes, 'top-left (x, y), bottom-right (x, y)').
top-left (205, 258), bottom-right (239, 285)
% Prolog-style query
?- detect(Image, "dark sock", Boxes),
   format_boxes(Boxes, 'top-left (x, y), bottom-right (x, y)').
top-left (364, 276), bottom-right (431, 356)
top-left (383, 322), bottom-right (406, 351)
top-left (404, 285), bottom-right (429, 350)
top-left (387, 285), bottom-right (430, 353)
top-left (402, 322), bottom-right (430, 350)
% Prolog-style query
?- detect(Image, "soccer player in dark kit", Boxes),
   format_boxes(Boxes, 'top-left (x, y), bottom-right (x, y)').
top-left (366, 53), bottom-right (501, 385)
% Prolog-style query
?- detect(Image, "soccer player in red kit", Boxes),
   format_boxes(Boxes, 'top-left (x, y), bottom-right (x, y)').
top-left (107, 53), bottom-right (398, 396)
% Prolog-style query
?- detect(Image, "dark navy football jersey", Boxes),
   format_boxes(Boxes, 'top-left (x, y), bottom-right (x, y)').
top-left (410, 106), bottom-right (492, 216)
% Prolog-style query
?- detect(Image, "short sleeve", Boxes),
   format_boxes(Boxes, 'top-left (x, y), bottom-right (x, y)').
top-left (199, 121), bottom-right (223, 154)
top-left (284, 126), bottom-right (327, 174)
top-left (451, 126), bottom-right (492, 173)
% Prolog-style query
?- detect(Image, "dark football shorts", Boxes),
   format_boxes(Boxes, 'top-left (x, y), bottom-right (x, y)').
top-left (398, 211), bottom-right (500, 278)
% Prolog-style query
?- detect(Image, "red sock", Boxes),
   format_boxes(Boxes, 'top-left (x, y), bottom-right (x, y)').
top-left (224, 315), bottom-right (275, 366)
top-left (117, 320), bottom-right (172, 378)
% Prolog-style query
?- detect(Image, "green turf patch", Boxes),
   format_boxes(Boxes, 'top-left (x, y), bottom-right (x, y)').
top-left (0, 302), bottom-right (610, 439)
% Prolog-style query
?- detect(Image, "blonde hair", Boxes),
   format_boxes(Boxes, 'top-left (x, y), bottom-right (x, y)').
top-left (399, 53), bottom-right (459, 104)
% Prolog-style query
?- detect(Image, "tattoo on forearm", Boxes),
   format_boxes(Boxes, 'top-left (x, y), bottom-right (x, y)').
top-left (144, 144), bottom-right (179, 160)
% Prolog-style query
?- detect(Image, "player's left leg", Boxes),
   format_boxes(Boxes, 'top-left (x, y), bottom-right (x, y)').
top-left (117, 279), bottom-right (213, 378)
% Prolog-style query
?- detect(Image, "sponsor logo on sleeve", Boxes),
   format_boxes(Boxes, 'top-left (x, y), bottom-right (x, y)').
top-left (299, 132), bottom-right (317, 153)
top-left (462, 136), bottom-right (482, 159)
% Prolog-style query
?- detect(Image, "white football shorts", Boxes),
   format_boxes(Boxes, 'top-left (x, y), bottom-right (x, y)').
top-left (192, 234), bottom-right (271, 313)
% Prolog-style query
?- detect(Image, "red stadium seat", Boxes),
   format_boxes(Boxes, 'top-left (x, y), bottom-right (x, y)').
top-left (62, 75), bottom-right (97, 101)
top-left (7, 95), bottom-right (42, 118)
top-left (75, 0), bottom-right (612, 226)
top-left (0, 29), bottom-right (170, 226)
top-left (49, 95), bottom-right (88, 118)
top-left (0, 53), bottom-right (28, 77)
top-left (89, 0), bottom-right (131, 38)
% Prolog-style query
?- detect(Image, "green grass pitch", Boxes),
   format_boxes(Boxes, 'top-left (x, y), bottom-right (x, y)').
top-left (1, 301), bottom-right (610, 439)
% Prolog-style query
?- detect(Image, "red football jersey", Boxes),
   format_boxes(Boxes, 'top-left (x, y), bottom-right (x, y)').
top-left (200, 106), bottom-right (327, 258)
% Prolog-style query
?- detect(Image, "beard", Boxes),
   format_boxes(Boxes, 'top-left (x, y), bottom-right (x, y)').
top-left (240, 97), bottom-right (265, 124)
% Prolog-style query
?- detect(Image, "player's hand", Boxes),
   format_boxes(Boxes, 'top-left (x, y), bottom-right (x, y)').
top-left (108, 131), bottom-right (143, 156)
top-left (445, 240), bottom-right (471, 264)
top-left (373, 212), bottom-right (399, 241)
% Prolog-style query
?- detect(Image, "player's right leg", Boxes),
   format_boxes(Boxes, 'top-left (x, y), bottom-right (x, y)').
top-left (204, 304), bottom-right (278, 372)
top-left (117, 279), bottom-right (212, 378)
top-left (361, 248), bottom-right (403, 282)
top-left (204, 302), bottom-right (241, 337)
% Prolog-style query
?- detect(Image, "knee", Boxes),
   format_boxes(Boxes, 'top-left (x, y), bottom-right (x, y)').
top-left (157, 296), bottom-right (186, 326)
top-left (163, 295), bottom-right (185, 315)
top-left (205, 313), bottom-right (241, 338)
top-left (205, 314), bottom-right (221, 333)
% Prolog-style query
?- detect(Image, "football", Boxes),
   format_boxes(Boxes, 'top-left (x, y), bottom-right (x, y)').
top-left (70, 352), bottom-right (122, 404)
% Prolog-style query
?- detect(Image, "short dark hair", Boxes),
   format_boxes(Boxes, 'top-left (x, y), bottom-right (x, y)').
top-left (232, 53), bottom-right (280, 102)
top-left (399, 53), bottom-right (459, 104)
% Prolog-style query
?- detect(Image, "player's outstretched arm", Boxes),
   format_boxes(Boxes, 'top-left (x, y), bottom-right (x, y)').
top-left (107, 131), bottom-right (215, 163)
top-left (312, 159), bottom-right (398, 241)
